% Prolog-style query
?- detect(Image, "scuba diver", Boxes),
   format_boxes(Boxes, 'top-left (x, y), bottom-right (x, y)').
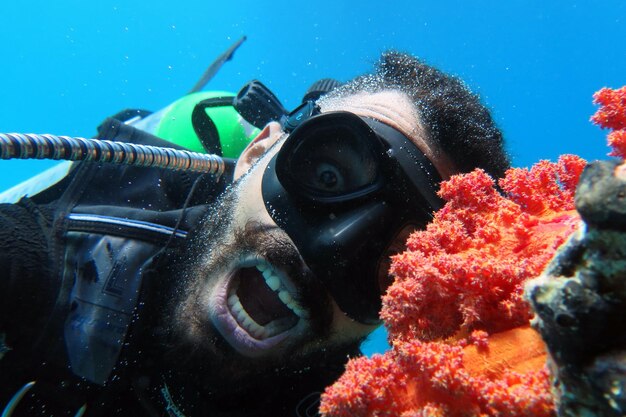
top-left (0, 46), bottom-right (510, 416)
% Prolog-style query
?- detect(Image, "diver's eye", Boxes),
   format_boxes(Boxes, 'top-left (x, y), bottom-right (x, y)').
top-left (291, 147), bottom-right (377, 197)
top-left (279, 121), bottom-right (382, 200)
top-left (315, 163), bottom-right (343, 190)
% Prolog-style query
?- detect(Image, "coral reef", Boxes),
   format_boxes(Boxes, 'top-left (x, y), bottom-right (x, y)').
top-left (320, 156), bottom-right (586, 417)
top-left (525, 86), bottom-right (626, 416)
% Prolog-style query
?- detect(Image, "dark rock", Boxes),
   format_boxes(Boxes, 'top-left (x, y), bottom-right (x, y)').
top-left (576, 160), bottom-right (626, 230)
top-left (526, 159), bottom-right (626, 417)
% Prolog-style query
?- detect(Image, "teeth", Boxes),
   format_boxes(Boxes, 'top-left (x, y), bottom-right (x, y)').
top-left (228, 294), bottom-right (238, 305)
top-left (257, 262), bottom-right (309, 319)
top-left (278, 289), bottom-right (310, 319)
top-left (292, 306), bottom-right (309, 319)
top-left (242, 316), bottom-right (254, 328)
top-left (265, 275), bottom-right (281, 291)
top-left (228, 291), bottom-right (271, 339)
top-left (253, 327), bottom-right (268, 339)
top-left (278, 290), bottom-right (293, 305)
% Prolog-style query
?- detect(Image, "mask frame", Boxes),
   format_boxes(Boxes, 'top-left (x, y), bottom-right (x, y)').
top-left (262, 111), bottom-right (444, 323)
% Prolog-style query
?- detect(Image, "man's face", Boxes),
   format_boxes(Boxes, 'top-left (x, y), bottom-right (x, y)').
top-left (171, 90), bottom-right (439, 382)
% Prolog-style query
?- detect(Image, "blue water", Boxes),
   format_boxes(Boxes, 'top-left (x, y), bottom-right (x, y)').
top-left (0, 1), bottom-right (624, 356)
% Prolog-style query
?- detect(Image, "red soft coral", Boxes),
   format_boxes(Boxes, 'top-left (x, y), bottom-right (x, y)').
top-left (591, 86), bottom-right (626, 158)
top-left (608, 130), bottom-right (626, 159)
top-left (382, 157), bottom-right (584, 343)
top-left (319, 354), bottom-right (409, 417)
top-left (320, 327), bottom-right (554, 417)
top-left (591, 86), bottom-right (626, 131)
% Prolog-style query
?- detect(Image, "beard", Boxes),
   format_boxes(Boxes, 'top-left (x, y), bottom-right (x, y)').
top-left (154, 173), bottom-right (356, 396)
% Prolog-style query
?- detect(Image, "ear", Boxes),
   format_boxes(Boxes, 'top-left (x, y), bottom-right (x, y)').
top-left (234, 121), bottom-right (283, 180)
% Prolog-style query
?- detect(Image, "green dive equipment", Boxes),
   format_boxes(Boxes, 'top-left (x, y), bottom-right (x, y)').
top-left (153, 91), bottom-right (260, 158)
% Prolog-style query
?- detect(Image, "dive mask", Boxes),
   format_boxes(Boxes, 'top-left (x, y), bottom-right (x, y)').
top-left (261, 105), bottom-right (444, 324)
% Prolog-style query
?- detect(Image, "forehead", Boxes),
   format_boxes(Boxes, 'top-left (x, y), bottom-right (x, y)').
top-left (317, 90), bottom-right (454, 179)
top-left (318, 90), bottom-right (422, 140)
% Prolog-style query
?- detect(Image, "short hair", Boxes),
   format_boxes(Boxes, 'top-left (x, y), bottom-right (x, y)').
top-left (324, 51), bottom-right (510, 179)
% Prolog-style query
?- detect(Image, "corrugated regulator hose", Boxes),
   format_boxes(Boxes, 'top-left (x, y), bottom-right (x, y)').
top-left (0, 133), bottom-right (226, 179)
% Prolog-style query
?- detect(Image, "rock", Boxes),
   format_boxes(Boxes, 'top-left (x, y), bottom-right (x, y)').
top-left (526, 160), bottom-right (626, 417)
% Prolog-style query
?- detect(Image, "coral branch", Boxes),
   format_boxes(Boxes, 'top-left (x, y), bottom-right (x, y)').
top-left (608, 129), bottom-right (626, 159)
top-left (591, 86), bottom-right (626, 131)
top-left (591, 86), bottom-right (626, 158)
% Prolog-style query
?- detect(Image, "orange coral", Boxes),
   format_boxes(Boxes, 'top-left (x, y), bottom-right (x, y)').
top-left (591, 86), bottom-right (626, 158)
top-left (382, 157), bottom-right (584, 344)
top-left (320, 156), bottom-right (587, 417)
top-left (320, 327), bottom-right (554, 417)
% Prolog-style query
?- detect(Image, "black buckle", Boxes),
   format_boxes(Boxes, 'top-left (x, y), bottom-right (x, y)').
top-left (283, 101), bottom-right (320, 132)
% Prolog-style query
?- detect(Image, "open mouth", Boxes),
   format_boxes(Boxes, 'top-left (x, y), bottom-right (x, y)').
top-left (211, 256), bottom-right (310, 356)
top-left (228, 260), bottom-right (309, 338)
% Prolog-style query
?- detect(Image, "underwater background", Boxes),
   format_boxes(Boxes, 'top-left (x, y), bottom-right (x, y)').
top-left (0, 0), bottom-right (624, 355)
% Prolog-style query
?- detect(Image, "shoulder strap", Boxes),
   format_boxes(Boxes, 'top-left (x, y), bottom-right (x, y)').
top-left (191, 96), bottom-right (235, 155)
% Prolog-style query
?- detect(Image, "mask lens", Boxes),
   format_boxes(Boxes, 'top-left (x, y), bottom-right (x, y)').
top-left (278, 114), bottom-right (383, 201)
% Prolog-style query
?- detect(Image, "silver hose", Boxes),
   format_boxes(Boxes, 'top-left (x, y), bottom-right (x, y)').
top-left (0, 133), bottom-right (225, 179)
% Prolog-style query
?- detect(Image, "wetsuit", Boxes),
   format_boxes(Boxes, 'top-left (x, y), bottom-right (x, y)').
top-left (0, 118), bottom-right (353, 416)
